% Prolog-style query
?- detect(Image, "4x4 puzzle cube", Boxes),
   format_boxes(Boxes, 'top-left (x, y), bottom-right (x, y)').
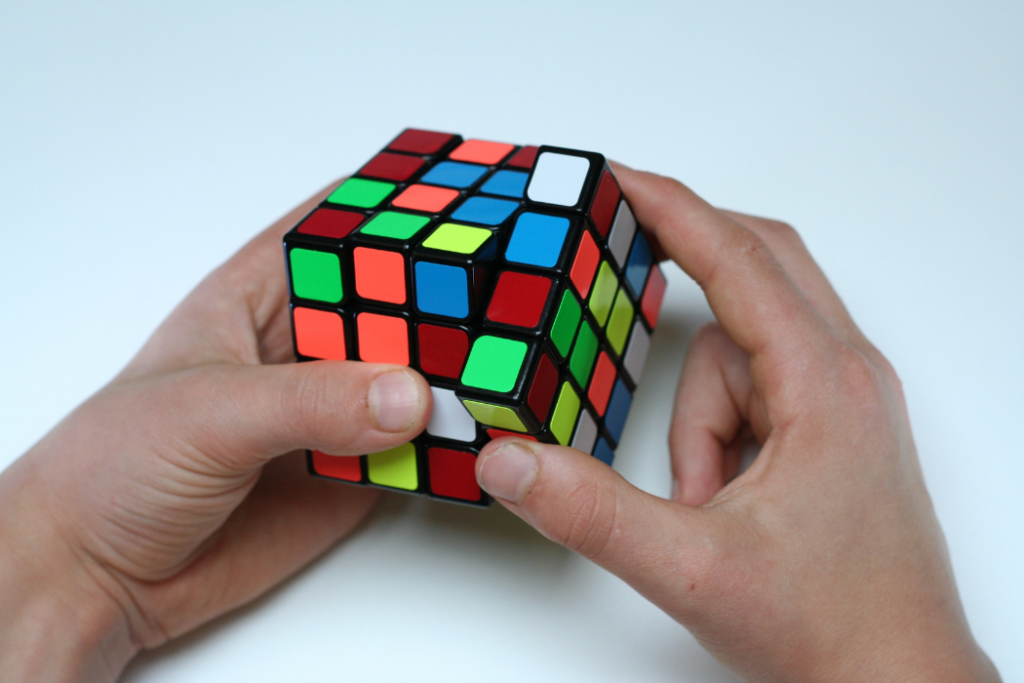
top-left (284, 129), bottom-right (667, 507)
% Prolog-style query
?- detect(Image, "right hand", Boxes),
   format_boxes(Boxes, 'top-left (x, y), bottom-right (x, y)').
top-left (475, 165), bottom-right (1000, 682)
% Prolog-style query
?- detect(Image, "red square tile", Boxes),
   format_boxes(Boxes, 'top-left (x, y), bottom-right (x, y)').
top-left (392, 184), bottom-right (460, 213)
top-left (360, 152), bottom-right (425, 181)
top-left (506, 145), bottom-right (539, 169)
top-left (389, 129), bottom-right (455, 154)
top-left (417, 324), bottom-right (469, 378)
top-left (428, 447), bottom-right (481, 501)
top-left (449, 139), bottom-right (516, 165)
top-left (486, 429), bottom-right (538, 442)
top-left (297, 208), bottom-right (364, 239)
top-left (588, 351), bottom-right (617, 416)
top-left (293, 307), bottom-right (347, 360)
top-left (357, 313), bottom-right (409, 365)
top-left (641, 265), bottom-right (667, 328)
top-left (353, 247), bottom-right (406, 304)
top-left (486, 271), bottom-right (552, 329)
top-left (311, 450), bottom-right (362, 482)
top-left (589, 170), bottom-right (621, 237)
top-left (527, 352), bottom-right (559, 422)
top-left (569, 229), bottom-right (601, 298)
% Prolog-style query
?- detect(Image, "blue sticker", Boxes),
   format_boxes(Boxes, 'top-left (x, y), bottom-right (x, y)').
top-left (420, 161), bottom-right (488, 189)
top-left (604, 380), bottom-right (633, 444)
top-left (593, 437), bottom-right (615, 466)
top-left (415, 261), bottom-right (469, 318)
top-left (480, 170), bottom-right (529, 198)
top-left (624, 232), bottom-right (654, 297)
top-left (450, 196), bottom-right (518, 226)
top-left (504, 213), bottom-right (571, 268)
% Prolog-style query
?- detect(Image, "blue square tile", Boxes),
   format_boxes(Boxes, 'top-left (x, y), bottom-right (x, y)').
top-left (415, 261), bottom-right (469, 318)
top-left (450, 196), bottom-right (518, 226)
top-left (504, 213), bottom-right (571, 268)
top-left (624, 231), bottom-right (654, 297)
top-left (480, 170), bottom-right (529, 198)
top-left (604, 380), bottom-right (633, 444)
top-left (420, 161), bottom-right (488, 189)
top-left (593, 437), bottom-right (615, 466)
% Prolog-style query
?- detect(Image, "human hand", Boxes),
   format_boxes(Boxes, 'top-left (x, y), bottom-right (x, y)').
top-left (0, 183), bottom-right (432, 682)
top-left (475, 166), bottom-right (1000, 682)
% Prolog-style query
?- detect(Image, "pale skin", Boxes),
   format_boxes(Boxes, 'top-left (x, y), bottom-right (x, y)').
top-left (0, 167), bottom-right (1000, 682)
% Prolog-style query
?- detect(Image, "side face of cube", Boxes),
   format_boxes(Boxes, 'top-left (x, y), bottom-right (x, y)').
top-left (284, 131), bottom-right (668, 508)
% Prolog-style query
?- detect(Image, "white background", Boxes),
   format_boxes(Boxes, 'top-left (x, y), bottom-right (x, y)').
top-left (1, 2), bottom-right (1021, 681)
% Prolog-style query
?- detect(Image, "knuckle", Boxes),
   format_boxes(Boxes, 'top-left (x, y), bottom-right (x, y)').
top-left (833, 343), bottom-right (890, 409)
top-left (761, 219), bottom-right (802, 246)
top-left (554, 476), bottom-right (620, 560)
top-left (278, 366), bottom-right (334, 445)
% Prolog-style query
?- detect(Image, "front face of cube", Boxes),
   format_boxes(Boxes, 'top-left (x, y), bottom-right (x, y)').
top-left (284, 130), bottom-right (667, 507)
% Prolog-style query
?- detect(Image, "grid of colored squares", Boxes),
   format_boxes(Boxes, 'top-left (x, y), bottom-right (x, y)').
top-left (284, 130), bottom-right (667, 507)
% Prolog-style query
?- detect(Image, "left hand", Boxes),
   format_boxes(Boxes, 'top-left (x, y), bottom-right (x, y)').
top-left (0, 182), bottom-right (433, 682)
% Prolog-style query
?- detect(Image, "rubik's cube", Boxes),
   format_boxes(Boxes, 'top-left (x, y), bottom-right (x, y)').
top-left (284, 129), bottom-right (666, 507)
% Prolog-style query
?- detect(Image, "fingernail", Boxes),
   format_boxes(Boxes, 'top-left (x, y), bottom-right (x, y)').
top-left (670, 477), bottom-right (680, 501)
top-left (368, 370), bottom-right (422, 432)
top-left (478, 442), bottom-right (538, 504)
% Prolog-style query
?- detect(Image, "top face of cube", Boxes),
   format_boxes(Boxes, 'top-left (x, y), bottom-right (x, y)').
top-left (285, 130), bottom-right (666, 465)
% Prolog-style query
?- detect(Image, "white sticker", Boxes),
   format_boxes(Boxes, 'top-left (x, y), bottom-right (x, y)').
top-left (526, 152), bottom-right (591, 206)
top-left (426, 387), bottom-right (478, 442)
top-left (607, 200), bottom-right (637, 269)
top-left (571, 408), bottom-right (599, 455)
top-left (622, 320), bottom-right (651, 385)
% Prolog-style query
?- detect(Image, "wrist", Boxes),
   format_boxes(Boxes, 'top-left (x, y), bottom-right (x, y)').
top-left (0, 460), bottom-right (139, 682)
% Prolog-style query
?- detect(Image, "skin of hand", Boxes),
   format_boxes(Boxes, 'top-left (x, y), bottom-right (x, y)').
top-left (475, 165), bottom-right (1001, 682)
top-left (0, 183), bottom-right (433, 682)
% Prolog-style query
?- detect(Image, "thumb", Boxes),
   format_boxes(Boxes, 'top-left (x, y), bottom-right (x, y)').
top-left (154, 360), bottom-right (432, 474)
top-left (476, 438), bottom-right (717, 600)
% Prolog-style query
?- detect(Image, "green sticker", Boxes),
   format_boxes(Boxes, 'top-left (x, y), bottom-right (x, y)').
top-left (606, 288), bottom-right (635, 355)
top-left (589, 261), bottom-right (617, 327)
top-left (359, 211), bottom-right (431, 240)
top-left (549, 289), bottom-right (581, 359)
top-left (569, 320), bottom-right (599, 387)
top-left (422, 223), bottom-right (492, 253)
top-left (326, 178), bottom-right (396, 208)
top-left (289, 248), bottom-right (342, 303)
top-left (461, 336), bottom-right (528, 393)
top-left (550, 382), bottom-right (580, 446)
top-left (367, 442), bottom-right (418, 490)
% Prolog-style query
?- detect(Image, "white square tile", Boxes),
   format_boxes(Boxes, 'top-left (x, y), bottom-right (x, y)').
top-left (622, 320), bottom-right (651, 384)
top-left (607, 200), bottom-right (637, 268)
top-left (426, 387), bottom-right (478, 442)
top-left (526, 152), bottom-right (591, 206)
top-left (571, 408), bottom-right (599, 454)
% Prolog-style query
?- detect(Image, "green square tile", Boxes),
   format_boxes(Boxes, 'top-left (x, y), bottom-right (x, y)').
top-left (549, 289), bottom-right (581, 359)
top-left (359, 211), bottom-right (431, 240)
top-left (550, 382), bottom-right (580, 446)
top-left (589, 261), bottom-right (617, 327)
top-left (289, 248), bottom-right (342, 303)
top-left (367, 442), bottom-right (418, 490)
top-left (606, 288), bottom-right (635, 355)
top-left (326, 178), bottom-right (395, 208)
top-left (462, 400), bottom-right (527, 432)
top-left (461, 335), bottom-right (528, 393)
top-left (422, 223), bottom-right (492, 253)
top-left (569, 320), bottom-right (599, 386)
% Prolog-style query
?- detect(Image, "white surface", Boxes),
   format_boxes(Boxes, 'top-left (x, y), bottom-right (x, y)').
top-left (623, 321), bottom-right (652, 385)
top-left (571, 407), bottom-right (599, 455)
top-left (425, 387), bottom-right (477, 442)
top-left (608, 200), bottom-right (638, 268)
top-left (0, 2), bottom-right (1021, 682)
top-left (526, 151), bottom-right (591, 206)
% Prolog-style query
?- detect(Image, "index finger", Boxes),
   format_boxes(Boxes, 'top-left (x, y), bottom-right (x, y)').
top-left (611, 164), bottom-right (834, 388)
